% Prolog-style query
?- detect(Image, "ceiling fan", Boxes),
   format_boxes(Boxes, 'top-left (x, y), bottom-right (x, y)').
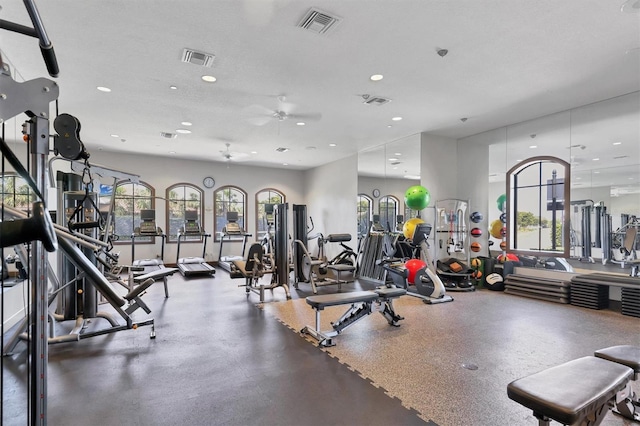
top-left (243, 95), bottom-right (322, 126)
top-left (220, 143), bottom-right (249, 162)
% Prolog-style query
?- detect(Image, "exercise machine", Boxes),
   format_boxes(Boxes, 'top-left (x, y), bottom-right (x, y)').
top-left (378, 223), bottom-right (453, 304)
top-left (300, 286), bottom-right (406, 347)
top-left (176, 210), bottom-right (215, 277)
top-left (232, 241), bottom-right (290, 302)
top-left (131, 209), bottom-right (170, 297)
top-left (217, 211), bottom-right (251, 277)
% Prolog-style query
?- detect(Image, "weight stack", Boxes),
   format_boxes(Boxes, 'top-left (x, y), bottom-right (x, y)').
top-left (621, 287), bottom-right (640, 318)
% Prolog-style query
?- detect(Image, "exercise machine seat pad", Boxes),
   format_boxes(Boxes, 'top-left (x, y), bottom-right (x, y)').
top-left (306, 291), bottom-right (379, 309)
top-left (507, 356), bottom-right (633, 425)
top-left (375, 287), bottom-right (406, 299)
top-left (133, 267), bottom-right (178, 284)
top-left (327, 264), bottom-right (356, 272)
top-left (595, 345), bottom-right (640, 374)
top-left (326, 233), bottom-right (352, 242)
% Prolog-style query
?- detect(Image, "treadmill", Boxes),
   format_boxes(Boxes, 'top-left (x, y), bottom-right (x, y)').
top-left (131, 209), bottom-right (167, 274)
top-left (217, 211), bottom-right (251, 278)
top-left (176, 210), bottom-right (216, 277)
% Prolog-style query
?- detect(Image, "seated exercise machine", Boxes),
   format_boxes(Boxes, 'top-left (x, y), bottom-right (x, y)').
top-left (176, 210), bottom-right (215, 277)
top-left (232, 241), bottom-right (289, 302)
top-left (131, 209), bottom-right (170, 297)
top-left (507, 345), bottom-right (640, 425)
top-left (217, 211), bottom-right (251, 278)
top-left (300, 286), bottom-right (406, 347)
top-left (292, 204), bottom-right (356, 294)
top-left (294, 233), bottom-right (357, 294)
top-left (378, 223), bottom-right (453, 304)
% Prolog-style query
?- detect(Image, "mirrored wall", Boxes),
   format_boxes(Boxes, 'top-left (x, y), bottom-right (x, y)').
top-left (487, 92), bottom-right (640, 262)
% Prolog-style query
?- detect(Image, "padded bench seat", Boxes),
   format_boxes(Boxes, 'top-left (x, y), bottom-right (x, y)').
top-left (507, 356), bottom-right (633, 425)
top-left (595, 345), bottom-right (640, 375)
top-left (306, 291), bottom-right (378, 309)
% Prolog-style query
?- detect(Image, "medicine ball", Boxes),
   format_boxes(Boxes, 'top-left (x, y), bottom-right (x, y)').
top-left (500, 212), bottom-right (507, 223)
top-left (485, 273), bottom-right (505, 291)
top-left (472, 270), bottom-right (482, 279)
top-left (402, 217), bottom-right (425, 240)
top-left (470, 242), bottom-right (481, 252)
top-left (470, 258), bottom-right (481, 268)
top-left (470, 227), bottom-right (483, 237)
top-left (499, 241), bottom-right (507, 251)
top-left (470, 211), bottom-right (483, 223)
top-left (489, 219), bottom-right (503, 239)
top-left (404, 185), bottom-right (430, 210)
top-left (496, 194), bottom-right (507, 212)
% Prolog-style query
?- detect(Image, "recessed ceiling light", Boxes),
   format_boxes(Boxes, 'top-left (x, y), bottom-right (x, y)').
top-left (251, 151), bottom-right (257, 154)
top-left (181, 121), bottom-right (192, 126)
top-left (370, 74), bottom-right (383, 81)
top-left (388, 158), bottom-right (398, 161)
top-left (529, 145), bottom-right (537, 149)
top-left (613, 141), bottom-right (622, 145)
top-left (97, 86), bottom-right (111, 92)
top-left (516, 159), bottom-right (523, 162)
top-left (329, 143), bottom-right (337, 147)
top-left (176, 129), bottom-right (191, 134)
top-left (395, 152), bottom-right (402, 156)
top-left (282, 163), bottom-right (288, 166)
top-left (296, 122), bottom-right (305, 126)
top-left (201, 75), bottom-right (217, 82)
top-left (170, 85), bottom-right (178, 90)
top-left (387, 125), bottom-right (392, 128)
top-left (594, 171), bottom-right (600, 174)
top-left (110, 134), bottom-right (119, 138)
top-left (393, 167), bottom-right (398, 170)
top-left (169, 151), bottom-right (176, 154)
top-left (621, 0), bottom-right (640, 13)
top-left (392, 116), bottom-right (403, 121)
top-left (592, 158), bottom-right (600, 161)
top-left (629, 177), bottom-right (635, 180)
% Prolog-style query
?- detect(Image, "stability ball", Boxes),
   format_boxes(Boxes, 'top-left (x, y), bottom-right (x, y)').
top-left (405, 259), bottom-right (426, 284)
top-left (496, 194), bottom-right (507, 212)
top-left (470, 242), bottom-right (482, 252)
top-left (470, 227), bottom-right (483, 237)
top-left (489, 219), bottom-right (503, 239)
top-left (402, 217), bottom-right (425, 240)
top-left (470, 258), bottom-right (481, 269)
top-left (497, 253), bottom-right (519, 263)
top-left (404, 185), bottom-right (430, 210)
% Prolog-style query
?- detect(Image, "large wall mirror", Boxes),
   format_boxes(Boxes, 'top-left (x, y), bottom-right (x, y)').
top-left (487, 92), bottom-right (639, 263)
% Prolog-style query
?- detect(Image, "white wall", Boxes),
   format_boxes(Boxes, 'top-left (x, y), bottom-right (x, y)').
top-left (84, 151), bottom-right (306, 264)
top-left (303, 155), bottom-right (358, 259)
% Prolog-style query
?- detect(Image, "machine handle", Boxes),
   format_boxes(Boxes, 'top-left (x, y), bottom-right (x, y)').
top-left (24, 0), bottom-right (59, 77)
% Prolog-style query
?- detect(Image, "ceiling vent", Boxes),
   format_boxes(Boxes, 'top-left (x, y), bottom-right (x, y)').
top-left (390, 161), bottom-right (402, 166)
top-left (181, 48), bottom-right (215, 67)
top-left (297, 9), bottom-right (341, 34)
top-left (276, 147), bottom-right (290, 153)
top-left (363, 96), bottom-right (391, 106)
top-left (160, 132), bottom-right (177, 139)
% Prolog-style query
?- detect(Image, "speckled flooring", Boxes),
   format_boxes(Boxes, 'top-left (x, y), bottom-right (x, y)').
top-left (262, 284), bottom-right (640, 426)
top-left (2, 270), bottom-right (639, 426)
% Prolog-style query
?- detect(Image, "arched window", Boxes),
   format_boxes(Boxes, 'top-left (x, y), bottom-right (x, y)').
top-left (214, 185), bottom-right (247, 241)
top-left (506, 156), bottom-right (570, 257)
top-left (166, 183), bottom-right (203, 243)
top-left (113, 180), bottom-right (155, 243)
top-left (357, 194), bottom-right (372, 237)
top-left (255, 188), bottom-right (285, 241)
top-left (0, 173), bottom-right (32, 211)
top-left (379, 195), bottom-right (399, 232)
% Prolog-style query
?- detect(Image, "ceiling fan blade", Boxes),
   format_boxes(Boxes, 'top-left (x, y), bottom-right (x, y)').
top-left (247, 116), bottom-right (274, 126)
top-left (288, 112), bottom-right (322, 122)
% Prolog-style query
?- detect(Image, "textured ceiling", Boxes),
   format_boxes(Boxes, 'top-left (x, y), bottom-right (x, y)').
top-left (1, 0), bottom-right (638, 179)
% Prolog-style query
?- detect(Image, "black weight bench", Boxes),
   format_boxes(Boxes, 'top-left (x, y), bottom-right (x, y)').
top-left (507, 356), bottom-right (634, 425)
top-left (126, 267), bottom-right (178, 315)
top-left (300, 287), bottom-right (406, 347)
top-left (594, 345), bottom-right (640, 421)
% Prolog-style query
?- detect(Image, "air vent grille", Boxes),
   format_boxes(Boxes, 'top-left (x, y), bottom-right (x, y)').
top-left (276, 147), bottom-right (290, 153)
top-left (160, 132), bottom-right (176, 139)
top-left (181, 48), bottom-right (215, 67)
top-left (363, 97), bottom-right (391, 106)
top-left (390, 161), bottom-right (402, 166)
top-left (614, 155), bottom-right (628, 159)
top-left (297, 9), bottom-right (341, 34)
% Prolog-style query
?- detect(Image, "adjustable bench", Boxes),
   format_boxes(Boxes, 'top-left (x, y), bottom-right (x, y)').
top-left (507, 356), bottom-right (633, 425)
top-left (300, 287), bottom-right (406, 347)
top-left (127, 267), bottom-right (178, 316)
top-left (594, 345), bottom-right (640, 421)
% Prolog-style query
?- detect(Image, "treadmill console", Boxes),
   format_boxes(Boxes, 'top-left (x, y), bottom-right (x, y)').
top-left (138, 209), bottom-right (159, 234)
top-left (224, 211), bottom-right (244, 235)
top-left (182, 210), bottom-right (202, 235)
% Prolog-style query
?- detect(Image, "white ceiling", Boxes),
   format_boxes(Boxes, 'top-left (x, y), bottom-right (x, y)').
top-left (1, 0), bottom-right (639, 179)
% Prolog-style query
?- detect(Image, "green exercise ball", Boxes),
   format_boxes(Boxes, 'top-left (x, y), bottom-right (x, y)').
top-left (496, 194), bottom-right (507, 212)
top-left (405, 185), bottom-right (430, 210)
